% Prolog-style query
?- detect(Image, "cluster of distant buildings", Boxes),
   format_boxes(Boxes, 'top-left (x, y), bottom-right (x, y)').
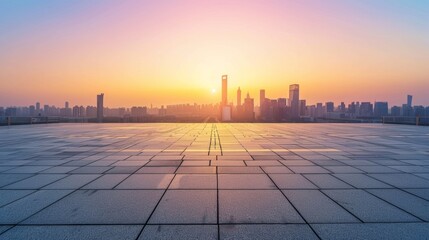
top-left (218, 75), bottom-right (428, 122)
top-left (1, 76), bottom-right (428, 123)
top-left (219, 75), bottom-right (302, 122)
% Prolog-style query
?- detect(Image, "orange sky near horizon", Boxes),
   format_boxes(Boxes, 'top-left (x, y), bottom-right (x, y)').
top-left (0, 0), bottom-right (428, 108)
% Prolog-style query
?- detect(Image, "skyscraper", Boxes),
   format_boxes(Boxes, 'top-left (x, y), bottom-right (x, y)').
top-left (299, 100), bottom-right (307, 116)
top-left (326, 102), bottom-right (334, 112)
top-left (237, 87), bottom-right (241, 107)
top-left (244, 92), bottom-right (255, 121)
top-left (259, 89), bottom-right (265, 109)
top-left (407, 95), bottom-right (413, 107)
top-left (97, 93), bottom-right (104, 122)
top-left (374, 102), bottom-right (388, 117)
top-left (221, 75), bottom-right (231, 121)
top-left (259, 89), bottom-right (266, 120)
top-left (222, 75), bottom-right (228, 106)
top-left (289, 84), bottom-right (300, 118)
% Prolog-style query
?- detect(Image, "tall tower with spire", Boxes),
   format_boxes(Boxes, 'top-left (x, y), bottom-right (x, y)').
top-left (221, 75), bottom-right (228, 106)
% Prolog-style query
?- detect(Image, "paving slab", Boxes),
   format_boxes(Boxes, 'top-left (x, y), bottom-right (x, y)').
top-left (220, 224), bottom-right (318, 240)
top-left (149, 190), bottom-right (217, 224)
top-left (0, 225), bottom-right (142, 240)
top-left (219, 174), bottom-right (276, 189)
top-left (23, 190), bottom-right (163, 224)
top-left (115, 174), bottom-right (174, 189)
top-left (322, 189), bottom-right (419, 222)
top-left (283, 190), bottom-right (359, 223)
top-left (139, 225), bottom-right (217, 240)
top-left (219, 190), bottom-right (304, 223)
top-left (312, 223), bottom-right (429, 240)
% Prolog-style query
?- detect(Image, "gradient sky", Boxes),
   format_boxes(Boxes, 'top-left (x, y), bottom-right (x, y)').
top-left (1, 0), bottom-right (428, 107)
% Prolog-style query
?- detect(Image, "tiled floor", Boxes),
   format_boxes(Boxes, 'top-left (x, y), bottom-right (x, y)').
top-left (0, 123), bottom-right (429, 239)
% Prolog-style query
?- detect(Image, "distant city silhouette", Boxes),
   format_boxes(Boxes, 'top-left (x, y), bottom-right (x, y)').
top-left (1, 75), bottom-right (428, 124)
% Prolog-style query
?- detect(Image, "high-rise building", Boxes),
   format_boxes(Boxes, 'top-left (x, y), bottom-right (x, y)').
top-left (222, 75), bottom-right (228, 106)
top-left (299, 100), bottom-right (307, 116)
top-left (339, 102), bottom-right (346, 113)
top-left (414, 106), bottom-right (425, 117)
top-left (73, 106), bottom-right (80, 117)
top-left (244, 92), bottom-right (255, 121)
top-left (316, 103), bottom-right (323, 117)
top-left (259, 89), bottom-right (266, 120)
top-left (86, 106), bottom-right (97, 118)
top-left (131, 106), bottom-right (147, 117)
top-left (29, 105), bottom-right (35, 116)
top-left (359, 102), bottom-right (373, 117)
top-left (391, 106), bottom-right (401, 116)
top-left (402, 104), bottom-right (414, 116)
top-left (289, 84), bottom-right (300, 118)
top-left (97, 93), bottom-right (104, 122)
top-left (237, 87), bottom-right (241, 107)
top-left (65, 101), bottom-right (69, 109)
top-left (374, 102), bottom-right (388, 117)
top-left (326, 102), bottom-right (334, 112)
top-left (407, 95), bottom-right (413, 107)
top-left (259, 89), bottom-right (265, 108)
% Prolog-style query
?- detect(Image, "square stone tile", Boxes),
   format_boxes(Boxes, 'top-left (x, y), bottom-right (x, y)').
top-left (269, 174), bottom-right (317, 189)
top-left (82, 174), bottom-right (129, 189)
top-left (369, 173), bottom-right (429, 188)
top-left (0, 225), bottom-right (142, 240)
top-left (0, 190), bottom-right (34, 207)
top-left (404, 189), bottom-right (429, 201)
top-left (322, 189), bottom-right (418, 222)
top-left (115, 174), bottom-right (174, 189)
top-left (149, 190), bottom-right (217, 224)
top-left (219, 174), bottom-right (276, 189)
top-left (312, 223), bottom-right (429, 240)
top-left (169, 174), bottom-right (216, 189)
top-left (262, 166), bottom-right (292, 173)
top-left (324, 166), bottom-right (363, 173)
top-left (333, 174), bottom-right (392, 188)
top-left (354, 166), bottom-right (401, 173)
top-left (304, 174), bottom-right (352, 189)
top-left (0, 190), bottom-right (72, 224)
top-left (43, 174), bottom-right (100, 189)
top-left (283, 190), bottom-right (359, 223)
top-left (4, 166), bottom-right (51, 174)
top-left (139, 225), bottom-right (217, 240)
top-left (24, 190), bottom-right (163, 224)
top-left (3, 174), bottom-right (67, 189)
top-left (41, 166), bottom-right (78, 173)
top-left (0, 174), bottom-right (34, 188)
top-left (176, 166), bottom-right (216, 174)
top-left (145, 160), bottom-right (182, 167)
top-left (219, 190), bottom-right (304, 223)
top-left (367, 189), bottom-right (429, 221)
top-left (220, 224), bottom-right (318, 240)
top-left (288, 166), bottom-right (330, 174)
top-left (106, 166), bottom-right (140, 174)
top-left (218, 167), bottom-right (263, 174)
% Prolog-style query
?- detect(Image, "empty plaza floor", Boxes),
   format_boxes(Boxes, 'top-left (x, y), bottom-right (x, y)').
top-left (0, 123), bottom-right (429, 240)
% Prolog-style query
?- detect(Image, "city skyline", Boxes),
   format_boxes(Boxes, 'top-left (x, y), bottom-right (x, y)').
top-left (2, 75), bottom-right (427, 124)
top-left (1, 0), bottom-right (428, 107)
top-left (0, 72), bottom-right (426, 110)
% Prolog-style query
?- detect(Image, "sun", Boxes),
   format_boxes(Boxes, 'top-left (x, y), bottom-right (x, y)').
top-left (211, 88), bottom-right (216, 94)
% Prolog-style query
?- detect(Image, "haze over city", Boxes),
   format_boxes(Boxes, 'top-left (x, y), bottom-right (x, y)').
top-left (1, 0), bottom-right (428, 107)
